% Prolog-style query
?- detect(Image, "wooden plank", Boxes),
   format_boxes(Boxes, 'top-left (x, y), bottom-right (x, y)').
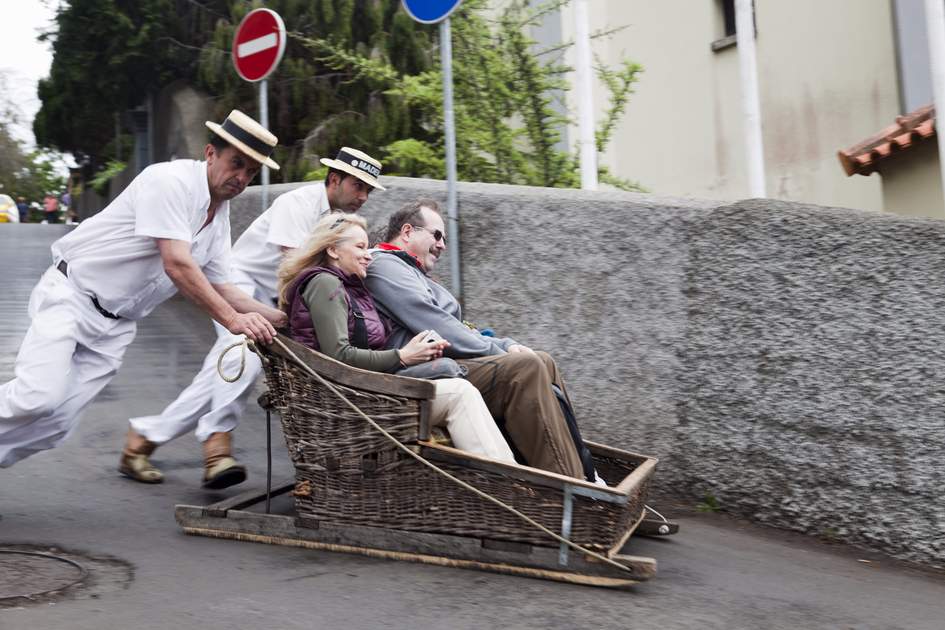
top-left (181, 525), bottom-right (640, 588)
top-left (615, 458), bottom-right (657, 495)
top-left (584, 440), bottom-right (658, 466)
top-left (419, 442), bottom-right (629, 501)
top-left (204, 480), bottom-right (295, 518)
top-left (417, 398), bottom-right (433, 442)
top-left (174, 505), bottom-right (656, 582)
top-left (606, 508), bottom-right (647, 558)
top-left (262, 336), bottom-right (436, 400)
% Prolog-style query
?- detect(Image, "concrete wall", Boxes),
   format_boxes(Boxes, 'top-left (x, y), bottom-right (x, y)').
top-left (231, 176), bottom-right (945, 569)
top-left (547, 0), bottom-right (898, 211)
top-left (881, 139), bottom-right (945, 219)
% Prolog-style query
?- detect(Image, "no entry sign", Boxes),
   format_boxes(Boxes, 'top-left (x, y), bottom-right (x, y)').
top-left (232, 9), bottom-right (286, 82)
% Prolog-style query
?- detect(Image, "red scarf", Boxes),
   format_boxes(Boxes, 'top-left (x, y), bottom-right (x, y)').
top-left (376, 242), bottom-right (424, 269)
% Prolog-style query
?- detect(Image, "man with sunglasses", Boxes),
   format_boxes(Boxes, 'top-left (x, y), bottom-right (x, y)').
top-left (118, 147), bottom-right (385, 489)
top-left (366, 199), bottom-right (599, 483)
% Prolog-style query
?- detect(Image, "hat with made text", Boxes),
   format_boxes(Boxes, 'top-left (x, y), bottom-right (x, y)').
top-left (320, 147), bottom-right (385, 190)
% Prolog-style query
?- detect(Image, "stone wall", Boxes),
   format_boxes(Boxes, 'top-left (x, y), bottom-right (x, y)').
top-left (231, 176), bottom-right (945, 568)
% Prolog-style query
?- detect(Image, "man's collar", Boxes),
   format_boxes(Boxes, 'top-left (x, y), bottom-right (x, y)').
top-left (376, 242), bottom-right (425, 272)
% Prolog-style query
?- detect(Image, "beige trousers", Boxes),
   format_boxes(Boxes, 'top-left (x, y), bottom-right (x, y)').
top-left (429, 378), bottom-right (516, 463)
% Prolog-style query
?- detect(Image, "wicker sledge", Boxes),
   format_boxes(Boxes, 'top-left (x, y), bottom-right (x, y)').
top-left (176, 336), bottom-right (675, 587)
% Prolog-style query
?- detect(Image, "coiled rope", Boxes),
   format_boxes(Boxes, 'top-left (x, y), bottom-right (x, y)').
top-left (248, 337), bottom-right (637, 576)
top-left (217, 339), bottom-right (249, 383)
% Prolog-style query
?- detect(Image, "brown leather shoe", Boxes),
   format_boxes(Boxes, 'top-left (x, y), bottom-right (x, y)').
top-left (202, 431), bottom-right (247, 489)
top-left (118, 428), bottom-right (164, 484)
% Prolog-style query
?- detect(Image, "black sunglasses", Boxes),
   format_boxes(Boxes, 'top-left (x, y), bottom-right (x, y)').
top-left (410, 224), bottom-right (447, 244)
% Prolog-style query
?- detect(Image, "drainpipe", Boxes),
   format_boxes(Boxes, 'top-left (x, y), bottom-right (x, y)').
top-left (736, 0), bottom-right (766, 197)
top-left (924, 0), bottom-right (945, 213)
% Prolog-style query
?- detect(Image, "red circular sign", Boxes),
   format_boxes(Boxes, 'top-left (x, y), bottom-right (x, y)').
top-left (232, 9), bottom-right (286, 82)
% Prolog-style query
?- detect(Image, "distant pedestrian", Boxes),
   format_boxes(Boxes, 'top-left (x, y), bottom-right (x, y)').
top-left (43, 194), bottom-right (59, 224)
top-left (16, 197), bottom-right (29, 223)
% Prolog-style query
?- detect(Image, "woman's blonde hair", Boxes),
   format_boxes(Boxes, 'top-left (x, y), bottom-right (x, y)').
top-left (276, 212), bottom-right (368, 308)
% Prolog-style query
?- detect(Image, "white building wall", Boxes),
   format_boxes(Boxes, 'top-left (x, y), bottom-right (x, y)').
top-left (556, 0), bottom-right (900, 210)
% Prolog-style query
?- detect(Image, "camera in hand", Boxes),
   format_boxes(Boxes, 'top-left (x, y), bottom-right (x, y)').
top-left (422, 329), bottom-right (444, 344)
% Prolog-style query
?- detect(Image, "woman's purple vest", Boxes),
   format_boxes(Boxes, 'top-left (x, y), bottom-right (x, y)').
top-left (284, 266), bottom-right (390, 351)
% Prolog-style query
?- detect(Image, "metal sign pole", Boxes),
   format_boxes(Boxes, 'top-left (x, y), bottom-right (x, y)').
top-left (260, 79), bottom-right (270, 212)
top-left (574, 0), bottom-right (598, 190)
top-left (440, 17), bottom-right (461, 300)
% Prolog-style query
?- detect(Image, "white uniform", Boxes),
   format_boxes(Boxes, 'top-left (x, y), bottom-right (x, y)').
top-left (129, 183), bottom-right (331, 445)
top-left (0, 160), bottom-right (231, 467)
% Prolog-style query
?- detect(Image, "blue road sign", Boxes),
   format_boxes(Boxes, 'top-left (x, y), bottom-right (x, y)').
top-left (401, 0), bottom-right (463, 24)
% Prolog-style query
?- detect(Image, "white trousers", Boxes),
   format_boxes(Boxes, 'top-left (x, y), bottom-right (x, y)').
top-left (129, 274), bottom-right (264, 445)
top-left (429, 379), bottom-right (515, 463)
top-left (0, 266), bottom-right (137, 467)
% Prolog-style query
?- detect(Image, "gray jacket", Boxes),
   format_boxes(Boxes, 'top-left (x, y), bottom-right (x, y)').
top-left (364, 250), bottom-right (518, 358)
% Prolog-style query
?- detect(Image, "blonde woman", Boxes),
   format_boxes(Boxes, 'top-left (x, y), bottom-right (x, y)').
top-left (277, 213), bottom-right (515, 463)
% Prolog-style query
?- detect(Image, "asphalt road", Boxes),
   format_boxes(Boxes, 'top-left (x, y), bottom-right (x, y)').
top-left (1, 224), bottom-right (943, 629)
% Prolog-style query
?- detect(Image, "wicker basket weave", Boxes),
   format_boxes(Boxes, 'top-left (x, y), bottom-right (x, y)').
top-left (259, 338), bottom-right (654, 550)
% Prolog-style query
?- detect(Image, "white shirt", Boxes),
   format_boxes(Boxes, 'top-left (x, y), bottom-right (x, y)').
top-left (51, 160), bottom-right (231, 320)
top-left (231, 183), bottom-right (331, 301)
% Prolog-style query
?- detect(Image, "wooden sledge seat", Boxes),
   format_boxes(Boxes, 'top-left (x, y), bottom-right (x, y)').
top-left (255, 336), bottom-right (658, 554)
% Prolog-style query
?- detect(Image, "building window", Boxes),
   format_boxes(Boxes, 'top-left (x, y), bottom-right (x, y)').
top-left (712, 0), bottom-right (754, 53)
top-left (721, 0), bottom-right (737, 37)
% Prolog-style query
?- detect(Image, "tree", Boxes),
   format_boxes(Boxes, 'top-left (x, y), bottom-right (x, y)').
top-left (34, 0), bottom-right (433, 183)
top-left (298, 0), bottom-right (644, 190)
top-left (33, 0), bottom-right (643, 190)
top-left (34, 0), bottom-right (229, 171)
top-left (0, 72), bottom-right (66, 204)
top-left (196, 0), bottom-right (435, 182)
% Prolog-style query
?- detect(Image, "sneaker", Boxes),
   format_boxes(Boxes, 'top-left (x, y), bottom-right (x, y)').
top-left (592, 471), bottom-right (608, 487)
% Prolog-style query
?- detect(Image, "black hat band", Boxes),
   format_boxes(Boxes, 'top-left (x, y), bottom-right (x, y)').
top-left (220, 118), bottom-right (274, 159)
top-left (336, 148), bottom-right (381, 178)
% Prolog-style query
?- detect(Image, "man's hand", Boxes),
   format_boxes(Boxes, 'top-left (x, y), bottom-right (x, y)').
top-left (225, 312), bottom-right (277, 344)
top-left (212, 282), bottom-right (288, 331)
top-left (507, 344), bottom-right (535, 354)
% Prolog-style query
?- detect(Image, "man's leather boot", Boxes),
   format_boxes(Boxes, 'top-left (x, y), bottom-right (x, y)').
top-left (118, 428), bottom-right (164, 484)
top-left (202, 431), bottom-right (247, 489)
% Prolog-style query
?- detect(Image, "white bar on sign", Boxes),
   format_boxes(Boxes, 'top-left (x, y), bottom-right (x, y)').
top-left (238, 33), bottom-right (277, 58)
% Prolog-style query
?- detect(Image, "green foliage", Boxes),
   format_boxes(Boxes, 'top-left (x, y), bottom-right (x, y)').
top-left (89, 160), bottom-right (128, 195)
top-left (0, 71), bottom-right (67, 204)
top-left (34, 0), bottom-right (644, 190)
top-left (300, 0), bottom-right (645, 189)
top-left (34, 0), bottom-right (224, 172)
top-left (195, 0), bottom-right (435, 183)
top-left (696, 493), bottom-right (722, 513)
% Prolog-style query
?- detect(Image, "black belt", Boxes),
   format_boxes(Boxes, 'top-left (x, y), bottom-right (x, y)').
top-left (57, 260), bottom-right (121, 319)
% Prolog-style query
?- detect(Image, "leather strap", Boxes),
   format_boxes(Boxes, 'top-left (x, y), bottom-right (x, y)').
top-left (56, 260), bottom-right (121, 319)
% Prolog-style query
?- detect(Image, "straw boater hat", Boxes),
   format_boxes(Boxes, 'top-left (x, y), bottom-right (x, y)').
top-left (205, 110), bottom-right (280, 170)
top-left (320, 147), bottom-right (385, 190)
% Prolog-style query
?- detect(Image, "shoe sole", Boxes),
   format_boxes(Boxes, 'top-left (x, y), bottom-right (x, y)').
top-left (202, 466), bottom-right (247, 490)
top-left (118, 465), bottom-right (164, 484)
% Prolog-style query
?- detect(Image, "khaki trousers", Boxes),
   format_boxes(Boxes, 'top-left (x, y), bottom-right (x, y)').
top-left (456, 351), bottom-right (584, 479)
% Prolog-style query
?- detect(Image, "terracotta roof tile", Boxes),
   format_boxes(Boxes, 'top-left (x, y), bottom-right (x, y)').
top-left (838, 104), bottom-right (936, 176)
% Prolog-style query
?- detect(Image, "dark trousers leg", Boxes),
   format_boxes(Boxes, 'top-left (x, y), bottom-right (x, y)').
top-left (457, 352), bottom-right (584, 478)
